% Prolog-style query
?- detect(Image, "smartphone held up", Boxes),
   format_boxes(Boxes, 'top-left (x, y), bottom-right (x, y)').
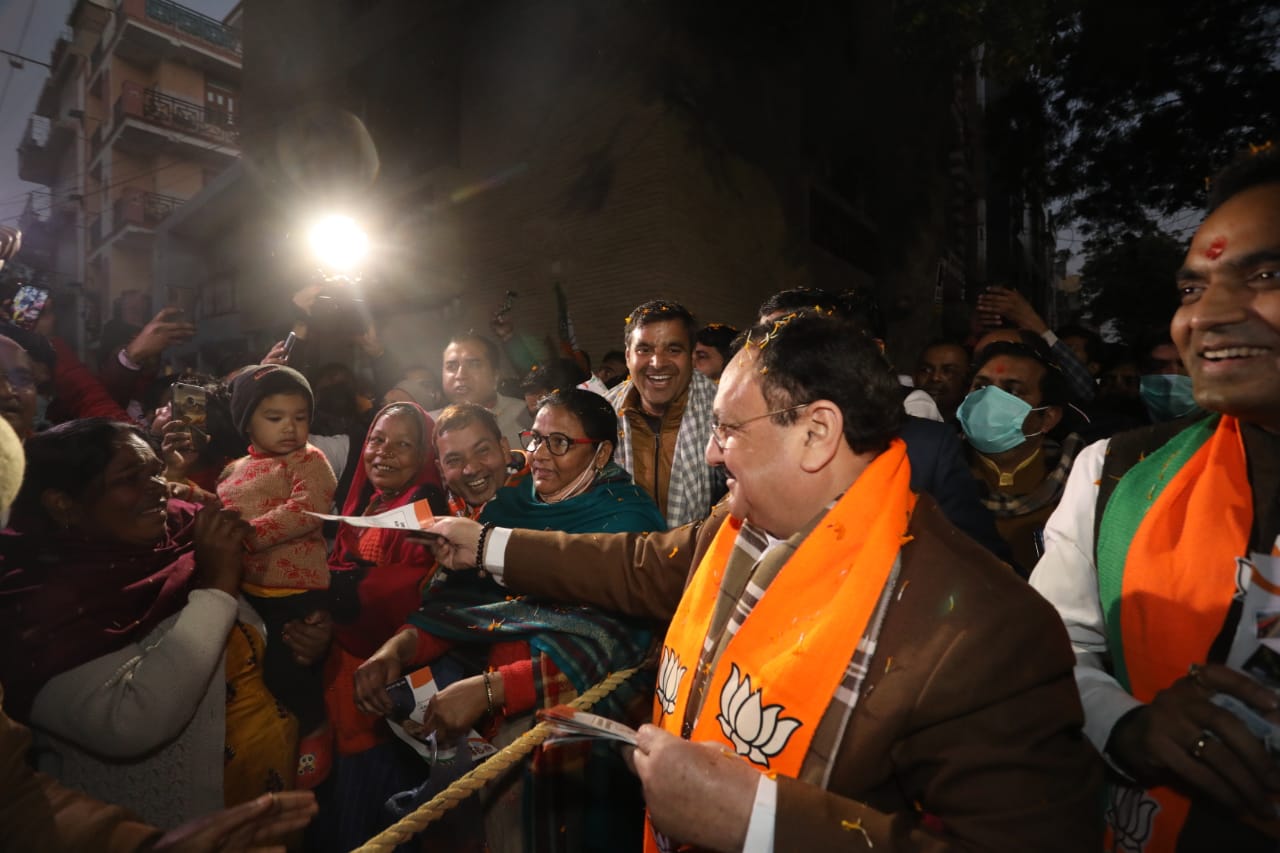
top-left (172, 382), bottom-right (211, 453)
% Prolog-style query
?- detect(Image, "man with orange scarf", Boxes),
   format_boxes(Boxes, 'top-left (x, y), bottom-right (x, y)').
top-left (427, 312), bottom-right (1101, 851)
top-left (1031, 147), bottom-right (1280, 852)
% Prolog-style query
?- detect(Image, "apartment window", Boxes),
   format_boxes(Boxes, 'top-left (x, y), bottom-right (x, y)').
top-left (202, 278), bottom-right (237, 317)
top-left (205, 83), bottom-right (237, 127)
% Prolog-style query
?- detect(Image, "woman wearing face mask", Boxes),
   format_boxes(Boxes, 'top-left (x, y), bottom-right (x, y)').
top-left (356, 388), bottom-right (664, 853)
top-left (957, 342), bottom-right (1084, 576)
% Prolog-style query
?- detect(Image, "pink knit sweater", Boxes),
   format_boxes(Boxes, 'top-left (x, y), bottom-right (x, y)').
top-left (216, 444), bottom-right (337, 591)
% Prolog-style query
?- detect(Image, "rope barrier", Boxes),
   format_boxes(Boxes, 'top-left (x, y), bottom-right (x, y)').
top-left (350, 665), bottom-right (642, 852)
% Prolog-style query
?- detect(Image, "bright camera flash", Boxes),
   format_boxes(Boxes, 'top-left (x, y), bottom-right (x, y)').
top-left (308, 215), bottom-right (368, 272)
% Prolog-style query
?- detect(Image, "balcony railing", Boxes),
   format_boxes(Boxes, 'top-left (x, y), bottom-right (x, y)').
top-left (119, 0), bottom-right (241, 57)
top-left (114, 188), bottom-right (185, 230)
top-left (18, 116), bottom-right (76, 184)
top-left (114, 81), bottom-right (240, 148)
top-left (24, 116), bottom-right (51, 149)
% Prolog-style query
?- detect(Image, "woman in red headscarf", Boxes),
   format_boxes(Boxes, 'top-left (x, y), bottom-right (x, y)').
top-left (311, 401), bottom-right (448, 851)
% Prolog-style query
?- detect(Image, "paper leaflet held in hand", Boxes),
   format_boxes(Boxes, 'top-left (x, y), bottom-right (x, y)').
top-left (536, 705), bottom-right (638, 748)
top-left (384, 665), bottom-right (497, 764)
top-left (307, 498), bottom-right (435, 530)
top-left (1220, 543), bottom-right (1280, 758)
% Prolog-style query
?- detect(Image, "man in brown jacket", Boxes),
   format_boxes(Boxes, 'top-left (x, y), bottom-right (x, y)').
top-left (428, 314), bottom-right (1102, 851)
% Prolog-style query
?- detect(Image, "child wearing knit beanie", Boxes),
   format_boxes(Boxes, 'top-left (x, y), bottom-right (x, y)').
top-left (218, 364), bottom-right (337, 787)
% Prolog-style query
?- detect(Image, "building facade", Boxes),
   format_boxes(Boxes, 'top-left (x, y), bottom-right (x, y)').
top-left (16, 0), bottom-right (241, 359)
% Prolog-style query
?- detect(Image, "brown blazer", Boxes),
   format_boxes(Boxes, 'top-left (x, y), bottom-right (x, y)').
top-left (504, 494), bottom-right (1103, 851)
top-left (0, 683), bottom-right (161, 852)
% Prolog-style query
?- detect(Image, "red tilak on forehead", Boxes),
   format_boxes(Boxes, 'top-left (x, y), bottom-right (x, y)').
top-left (994, 363), bottom-right (1006, 375)
top-left (1204, 236), bottom-right (1227, 260)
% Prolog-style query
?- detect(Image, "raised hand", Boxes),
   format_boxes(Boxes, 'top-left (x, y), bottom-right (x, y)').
top-left (125, 308), bottom-right (197, 363)
top-left (975, 286), bottom-right (1049, 335)
top-left (421, 517), bottom-right (483, 570)
top-left (193, 506), bottom-right (250, 596)
top-left (160, 419), bottom-right (200, 480)
top-left (262, 341), bottom-right (290, 366)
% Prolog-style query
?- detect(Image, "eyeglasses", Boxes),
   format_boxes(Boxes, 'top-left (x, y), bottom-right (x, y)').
top-left (520, 430), bottom-right (598, 456)
top-left (710, 403), bottom-right (811, 451)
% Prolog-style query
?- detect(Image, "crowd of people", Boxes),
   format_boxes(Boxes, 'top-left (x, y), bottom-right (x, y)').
top-left (0, 146), bottom-right (1276, 852)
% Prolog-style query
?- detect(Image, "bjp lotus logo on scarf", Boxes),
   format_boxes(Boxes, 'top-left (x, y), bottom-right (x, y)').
top-left (716, 664), bottom-right (801, 768)
top-left (655, 646), bottom-right (686, 716)
top-left (1105, 784), bottom-right (1159, 853)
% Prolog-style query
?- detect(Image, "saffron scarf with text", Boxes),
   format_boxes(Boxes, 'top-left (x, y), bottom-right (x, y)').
top-left (645, 440), bottom-right (915, 852)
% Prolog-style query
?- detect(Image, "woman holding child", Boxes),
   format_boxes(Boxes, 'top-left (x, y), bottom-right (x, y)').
top-left (0, 418), bottom-right (304, 828)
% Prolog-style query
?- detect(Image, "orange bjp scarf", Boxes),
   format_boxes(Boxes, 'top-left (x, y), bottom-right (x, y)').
top-left (1097, 415), bottom-right (1271, 850)
top-left (645, 440), bottom-right (915, 852)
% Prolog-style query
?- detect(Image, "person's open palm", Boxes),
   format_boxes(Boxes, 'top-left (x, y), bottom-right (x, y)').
top-left (152, 790), bottom-right (318, 852)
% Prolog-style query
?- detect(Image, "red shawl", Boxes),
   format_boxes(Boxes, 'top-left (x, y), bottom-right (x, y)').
top-left (329, 401), bottom-right (447, 659)
top-left (0, 501), bottom-right (201, 720)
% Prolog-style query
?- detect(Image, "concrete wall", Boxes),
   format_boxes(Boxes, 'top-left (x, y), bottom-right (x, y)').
top-left (156, 61), bottom-right (207, 102)
top-left (109, 244), bottom-right (152, 302)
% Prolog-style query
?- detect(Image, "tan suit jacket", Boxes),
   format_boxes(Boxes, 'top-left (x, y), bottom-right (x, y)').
top-left (504, 495), bottom-right (1103, 851)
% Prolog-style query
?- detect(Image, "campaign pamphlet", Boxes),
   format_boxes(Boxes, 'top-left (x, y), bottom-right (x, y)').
top-left (384, 665), bottom-right (497, 764)
top-left (536, 705), bottom-right (638, 747)
top-left (1220, 544), bottom-right (1280, 766)
top-left (307, 498), bottom-right (436, 530)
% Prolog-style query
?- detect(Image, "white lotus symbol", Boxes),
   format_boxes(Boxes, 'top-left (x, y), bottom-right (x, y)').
top-left (655, 646), bottom-right (686, 717)
top-left (716, 664), bottom-right (801, 768)
top-left (1105, 785), bottom-right (1160, 853)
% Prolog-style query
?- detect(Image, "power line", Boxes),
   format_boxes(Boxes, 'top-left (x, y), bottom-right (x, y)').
top-left (1, 105), bottom-right (241, 211)
top-left (0, 47), bottom-right (51, 69)
top-left (4, 120), bottom-right (242, 219)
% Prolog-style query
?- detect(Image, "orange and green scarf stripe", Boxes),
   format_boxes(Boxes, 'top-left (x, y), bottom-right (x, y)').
top-left (1096, 414), bottom-right (1253, 851)
top-left (1097, 415), bottom-right (1250, 699)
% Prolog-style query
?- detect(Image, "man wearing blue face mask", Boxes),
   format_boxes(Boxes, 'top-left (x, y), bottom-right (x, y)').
top-left (1137, 333), bottom-right (1202, 423)
top-left (958, 340), bottom-right (1083, 575)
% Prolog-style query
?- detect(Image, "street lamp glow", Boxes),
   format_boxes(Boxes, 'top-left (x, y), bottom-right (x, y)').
top-left (308, 215), bottom-right (368, 272)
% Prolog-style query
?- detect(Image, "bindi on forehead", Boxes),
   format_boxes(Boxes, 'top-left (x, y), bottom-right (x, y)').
top-left (1204, 236), bottom-right (1227, 260)
top-left (993, 363), bottom-right (1006, 375)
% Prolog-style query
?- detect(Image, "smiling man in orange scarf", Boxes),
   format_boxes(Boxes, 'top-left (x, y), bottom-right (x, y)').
top-left (1031, 147), bottom-right (1280, 852)
top-left (428, 311), bottom-right (1101, 851)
